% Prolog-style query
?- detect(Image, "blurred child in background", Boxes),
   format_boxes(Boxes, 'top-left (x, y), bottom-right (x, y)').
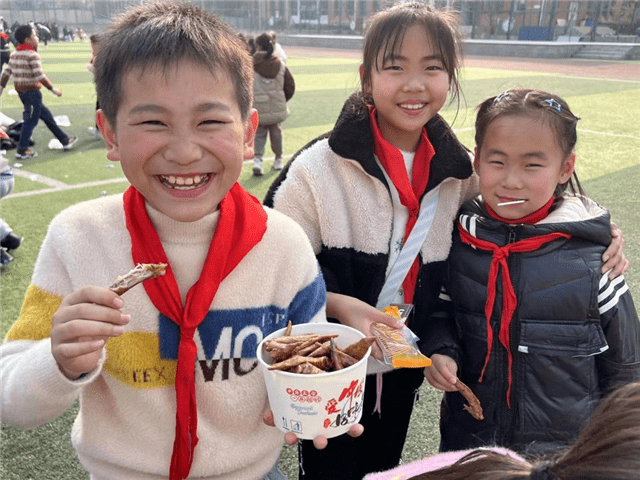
top-left (251, 31), bottom-right (294, 175)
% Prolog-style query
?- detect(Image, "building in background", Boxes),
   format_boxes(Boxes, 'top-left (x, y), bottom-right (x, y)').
top-left (0, 0), bottom-right (638, 43)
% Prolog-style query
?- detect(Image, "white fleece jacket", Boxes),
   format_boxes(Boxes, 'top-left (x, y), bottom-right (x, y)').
top-left (1, 192), bottom-right (326, 480)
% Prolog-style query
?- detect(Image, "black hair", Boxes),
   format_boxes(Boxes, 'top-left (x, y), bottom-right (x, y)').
top-left (14, 25), bottom-right (34, 44)
top-left (94, 1), bottom-right (253, 127)
top-left (410, 382), bottom-right (640, 480)
top-left (360, 2), bottom-right (463, 109)
top-left (475, 88), bottom-right (584, 199)
top-left (255, 32), bottom-right (274, 57)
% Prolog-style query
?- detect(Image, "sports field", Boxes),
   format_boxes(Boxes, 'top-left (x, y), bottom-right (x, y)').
top-left (0, 41), bottom-right (638, 479)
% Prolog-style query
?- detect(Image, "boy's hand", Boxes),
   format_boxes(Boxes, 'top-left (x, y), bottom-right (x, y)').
top-left (424, 354), bottom-right (458, 392)
top-left (51, 87), bottom-right (62, 97)
top-left (50, 286), bottom-right (129, 380)
top-left (262, 409), bottom-right (363, 448)
top-left (326, 293), bottom-right (403, 360)
top-left (602, 223), bottom-right (629, 279)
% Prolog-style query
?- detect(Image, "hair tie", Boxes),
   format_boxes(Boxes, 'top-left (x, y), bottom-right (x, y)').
top-left (530, 461), bottom-right (557, 480)
top-left (543, 98), bottom-right (562, 113)
top-left (494, 90), bottom-right (510, 104)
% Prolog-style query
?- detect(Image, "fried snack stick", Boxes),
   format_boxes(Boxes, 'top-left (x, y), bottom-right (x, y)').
top-left (283, 321), bottom-right (293, 336)
top-left (264, 334), bottom-right (338, 362)
top-left (290, 362), bottom-right (325, 374)
top-left (371, 322), bottom-right (431, 369)
top-left (456, 379), bottom-right (484, 421)
top-left (108, 263), bottom-right (167, 295)
top-left (342, 337), bottom-right (376, 361)
top-left (268, 354), bottom-right (332, 372)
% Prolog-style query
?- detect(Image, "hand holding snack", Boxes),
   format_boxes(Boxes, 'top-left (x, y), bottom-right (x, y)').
top-left (424, 354), bottom-right (484, 421)
top-left (371, 304), bottom-right (431, 369)
top-left (424, 353), bottom-right (459, 391)
top-left (326, 292), bottom-right (404, 360)
top-left (51, 285), bottom-right (130, 380)
top-left (51, 264), bottom-right (166, 380)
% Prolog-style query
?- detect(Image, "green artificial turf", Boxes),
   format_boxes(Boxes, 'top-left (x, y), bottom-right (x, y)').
top-left (0, 41), bottom-right (639, 479)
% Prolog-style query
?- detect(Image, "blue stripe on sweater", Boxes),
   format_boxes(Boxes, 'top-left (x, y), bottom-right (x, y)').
top-left (159, 271), bottom-right (326, 360)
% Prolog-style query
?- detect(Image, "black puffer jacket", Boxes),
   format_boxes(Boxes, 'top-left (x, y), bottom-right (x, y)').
top-left (425, 196), bottom-right (640, 455)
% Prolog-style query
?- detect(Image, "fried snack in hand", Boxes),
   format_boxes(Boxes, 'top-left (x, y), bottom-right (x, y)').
top-left (108, 263), bottom-right (167, 295)
top-left (456, 379), bottom-right (484, 420)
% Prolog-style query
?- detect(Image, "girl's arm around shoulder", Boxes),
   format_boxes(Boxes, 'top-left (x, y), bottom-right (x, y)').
top-left (597, 273), bottom-right (640, 390)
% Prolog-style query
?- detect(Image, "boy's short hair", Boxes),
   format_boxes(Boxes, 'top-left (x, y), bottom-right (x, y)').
top-left (94, 1), bottom-right (253, 127)
top-left (14, 25), bottom-right (33, 44)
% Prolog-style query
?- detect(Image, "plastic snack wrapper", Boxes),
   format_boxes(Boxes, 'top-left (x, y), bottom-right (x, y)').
top-left (372, 304), bottom-right (432, 369)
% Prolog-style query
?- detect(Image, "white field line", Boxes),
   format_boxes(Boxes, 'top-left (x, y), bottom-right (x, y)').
top-left (5, 172), bottom-right (129, 199)
top-left (4, 125), bottom-right (638, 199)
top-left (5, 157), bottom-right (268, 199)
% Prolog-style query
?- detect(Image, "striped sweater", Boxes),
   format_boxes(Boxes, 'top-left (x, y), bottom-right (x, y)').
top-left (0, 193), bottom-right (327, 480)
top-left (1, 46), bottom-right (53, 91)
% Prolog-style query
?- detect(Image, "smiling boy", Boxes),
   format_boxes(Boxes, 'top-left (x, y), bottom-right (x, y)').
top-left (0, 3), bottom-right (326, 480)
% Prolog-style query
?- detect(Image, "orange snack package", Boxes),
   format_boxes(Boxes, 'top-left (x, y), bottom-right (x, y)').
top-left (373, 304), bottom-right (431, 369)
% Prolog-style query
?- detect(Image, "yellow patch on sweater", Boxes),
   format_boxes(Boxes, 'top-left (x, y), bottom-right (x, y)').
top-left (5, 285), bottom-right (61, 341)
top-left (105, 332), bottom-right (177, 389)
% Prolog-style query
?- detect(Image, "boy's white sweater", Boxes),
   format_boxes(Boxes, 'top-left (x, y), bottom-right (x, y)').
top-left (1, 193), bottom-right (326, 479)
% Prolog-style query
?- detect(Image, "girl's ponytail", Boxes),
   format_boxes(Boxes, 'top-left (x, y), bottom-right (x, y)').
top-left (406, 383), bottom-right (640, 480)
top-left (255, 32), bottom-right (274, 58)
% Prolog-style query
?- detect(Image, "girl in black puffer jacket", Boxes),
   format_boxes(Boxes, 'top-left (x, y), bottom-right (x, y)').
top-left (424, 89), bottom-right (640, 456)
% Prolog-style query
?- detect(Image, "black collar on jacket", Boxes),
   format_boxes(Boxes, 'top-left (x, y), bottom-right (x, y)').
top-left (329, 91), bottom-right (473, 196)
top-left (263, 91), bottom-right (473, 206)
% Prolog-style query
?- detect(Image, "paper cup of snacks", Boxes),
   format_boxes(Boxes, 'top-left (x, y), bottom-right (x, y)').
top-left (257, 322), bottom-right (374, 440)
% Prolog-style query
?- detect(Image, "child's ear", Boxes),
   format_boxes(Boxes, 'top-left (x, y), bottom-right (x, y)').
top-left (243, 109), bottom-right (259, 160)
top-left (473, 148), bottom-right (479, 171)
top-left (96, 110), bottom-right (120, 162)
top-left (359, 64), bottom-right (370, 94)
top-left (559, 152), bottom-right (576, 183)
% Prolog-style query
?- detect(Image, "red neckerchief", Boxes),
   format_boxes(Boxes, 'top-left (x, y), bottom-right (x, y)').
top-left (369, 107), bottom-right (435, 303)
top-left (123, 183), bottom-right (267, 480)
top-left (486, 197), bottom-right (555, 225)
top-left (16, 43), bottom-right (35, 51)
top-left (457, 222), bottom-right (570, 408)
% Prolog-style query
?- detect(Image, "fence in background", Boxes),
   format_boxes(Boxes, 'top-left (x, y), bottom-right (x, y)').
top-left (0, 0), bottom-right (638, 44)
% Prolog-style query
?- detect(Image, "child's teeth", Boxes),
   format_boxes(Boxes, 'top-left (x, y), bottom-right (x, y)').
top-left (161, 174), bottom-right (209, 189)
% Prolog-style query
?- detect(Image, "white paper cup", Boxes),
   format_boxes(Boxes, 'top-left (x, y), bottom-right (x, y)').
top-left (257, 322), bottom-right (371, 440)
